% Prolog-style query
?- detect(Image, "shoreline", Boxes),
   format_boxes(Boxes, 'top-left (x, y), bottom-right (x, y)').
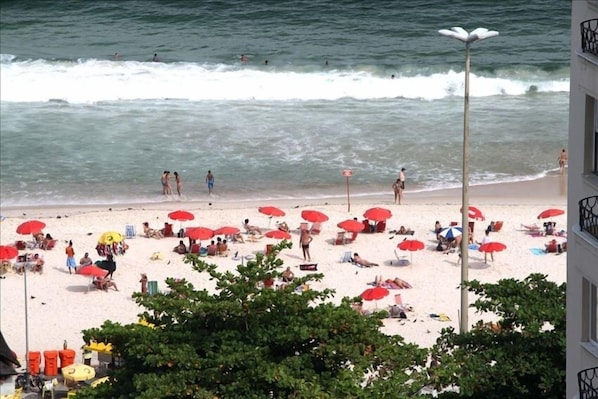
top-left (0, 174), bottom-right (567, 218)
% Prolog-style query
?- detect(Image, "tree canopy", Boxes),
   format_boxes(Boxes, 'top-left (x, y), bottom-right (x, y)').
top-left (428, 273), bottom-right (566, 399)
top-left (78, 241), bottom-right (427, 398)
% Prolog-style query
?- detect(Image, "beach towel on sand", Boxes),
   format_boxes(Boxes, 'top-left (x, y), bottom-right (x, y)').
top-left (299, 263), bottom-right (318, 271)
top-left (530, 248), bottom-right (547, 256)
top-left (430, 313), bottom-right (451, 322)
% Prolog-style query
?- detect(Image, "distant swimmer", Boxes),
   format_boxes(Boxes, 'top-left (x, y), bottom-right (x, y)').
top-left (264, 59), bottom-right (268, 65)
top-left (558, 148), bottom-right (568, 174)
top-left (152, 53), bottom-right (159, 62)
top-left (391, 74), bottom-right (395, 79)
top-left (113, 52), bottom-right (120, 60)
top-left (240, 54), bottom-right (248, 62)
top-left (325, 60), bottom-right (329, 66)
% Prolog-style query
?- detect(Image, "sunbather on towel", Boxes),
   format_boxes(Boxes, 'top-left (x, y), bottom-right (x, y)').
top-left (353, 253), bottom-right (378, 267)
top-left (375, 275), bottom-right (412, 289)
top-left (244, 219), bottom-right (262, 235)
top-left (397, 226), bottom-right (414, 235)
top-left (143, 222), bottom-right (164, 239)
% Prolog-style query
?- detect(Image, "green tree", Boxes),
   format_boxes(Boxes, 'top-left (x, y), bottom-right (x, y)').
top-left (426, 273), bottom-right (565, 399)
top-left (77, 241), bottom-right (427, 399)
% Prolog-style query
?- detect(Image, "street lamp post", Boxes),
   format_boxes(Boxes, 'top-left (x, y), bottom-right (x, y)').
top-left (438, 27), bottom-right (498, 334)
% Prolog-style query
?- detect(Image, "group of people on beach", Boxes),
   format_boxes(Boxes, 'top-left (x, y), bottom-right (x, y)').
top-left (161, 171), bottom-right (182, 196)
top-left (160, 170), bottom-right (214, 197)
top-left (392, 168), bottom-right (406, 205)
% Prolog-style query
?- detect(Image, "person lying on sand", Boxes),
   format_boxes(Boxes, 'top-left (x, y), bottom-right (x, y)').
top-left (353, 253), bottom-right (378, 267)
top-left (143, 222), bottom-right (164, 239)
top-left (374, 275), bottom-right (412, 289)
top-left (93, 276), bottom-right (118, 291)
top-left (244, 219), bottom-right (262, 235)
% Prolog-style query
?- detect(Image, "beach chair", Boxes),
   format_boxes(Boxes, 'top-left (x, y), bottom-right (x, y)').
top-left (299, 222), bottom-right (309, 232)
top-left (43, 239), bottom-right (57, 250)
top-left (376, 220), bottom-right (386, 233)
top-left (147, 281), bottom-right (159, 296)
top-left (394, 293), bottom-right (403, 305)
top-left (492, 221), bottom-right (503, 232)
top-left (163, 223), bottom-right (174, 237)
top-left (190, 243), bottom-right (200, 254)
top-left (125, 224), bottom-right (136, 239)
top-left (334, 231), bottom-right (346, 245)
top-left (310, 222), bottom-right (322, 235)
top-left (340, 251), bottom-right (352, 263)
top-left (393, 249), bottom-right (410, 266)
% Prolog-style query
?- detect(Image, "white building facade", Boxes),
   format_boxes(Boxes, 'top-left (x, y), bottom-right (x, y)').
top-left (567, 1), bottom-right (598, 398)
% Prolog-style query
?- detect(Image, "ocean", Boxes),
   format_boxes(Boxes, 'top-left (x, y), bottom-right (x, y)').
top-left (0, 0), bottom-right (571, 207)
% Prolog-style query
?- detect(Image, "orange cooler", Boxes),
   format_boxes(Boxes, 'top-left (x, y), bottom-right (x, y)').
top-left (27, 351), bottom-right (41, 376)
top-left (44, 350), bottom-right (59, 376)
top-left (59, 349), bottom-right (76, 369)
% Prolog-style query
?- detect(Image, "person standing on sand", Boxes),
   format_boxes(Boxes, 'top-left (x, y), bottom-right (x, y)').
top-left (205, 170), bottom-right (214, 195)
top-left (392, 179), bottom-right (402, 204)
top-left (397, 168), bottom-right (406, 204)
top-left (558, 148), bottom-right (568, 174)
top-left (174, 171), bottom-right (182, 196)
top-left (66, 240), bottom-right (76, 274)
top-left (300, 229), bottom-right (313, 262)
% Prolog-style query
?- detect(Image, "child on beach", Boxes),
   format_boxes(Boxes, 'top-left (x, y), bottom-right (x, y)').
top-left (65, 240), bottom-right (76, 274)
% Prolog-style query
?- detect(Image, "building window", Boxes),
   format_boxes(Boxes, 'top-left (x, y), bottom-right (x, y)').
top-left (584, 278), bottom-right (598, 345)
top-left (594, 99), bottom-right (598, 174)
top-left (592, 281), bottom-right (598, 343)
top-left (586, 95), bottom-right (598, 175)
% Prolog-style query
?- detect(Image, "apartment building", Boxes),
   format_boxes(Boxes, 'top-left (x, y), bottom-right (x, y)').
top-left (567, 1), bottom-right (598, 398)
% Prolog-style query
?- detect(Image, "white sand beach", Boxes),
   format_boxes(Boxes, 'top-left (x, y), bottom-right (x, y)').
top-left (0, 176), bottom-right (567, 364)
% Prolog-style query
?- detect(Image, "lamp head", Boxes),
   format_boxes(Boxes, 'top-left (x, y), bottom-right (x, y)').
top-left (439, 27), bottom-right (499, 43)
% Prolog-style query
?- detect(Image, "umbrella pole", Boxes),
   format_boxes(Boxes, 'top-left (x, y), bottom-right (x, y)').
top-left (24, 265), bottom-right (30, 392)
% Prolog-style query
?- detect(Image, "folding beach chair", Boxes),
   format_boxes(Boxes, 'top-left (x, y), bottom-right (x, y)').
top-left (340, 251), bottom-right (352, 263)
top-left (125, 225), bottom-right (136, 239)
top-left (334, 232), bottom-right (346, 245)
top-left (310, 222), bottom-right (322, 235)
top-left (147, 281), bottom-right (159, 296)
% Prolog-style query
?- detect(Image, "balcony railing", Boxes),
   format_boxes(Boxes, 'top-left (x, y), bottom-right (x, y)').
top-left (580, 196), bottom-right (598, 241)
top-left (579, 366), bottom-right (598, 399)
top-left (582, 19), bottom-right (598, 56)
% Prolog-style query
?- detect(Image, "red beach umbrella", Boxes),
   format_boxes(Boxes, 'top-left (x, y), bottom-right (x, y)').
top-left (168, 210), bottom-right (195, 222)
top-left (397, 239), bottom-right (425, 263)
top-left (78, 265), bottom-right (107, 278)
top-left (0, 245), bottom-right (18, 260)
top-left (360, 286), bottom-right (390, 301)
top-left (478, 242), bottom-right (507, 253)
top-left (186, 227), bottom-right (214, 241)
top-left (213, 226), bottom-right (240, 236)
top-left (363, 207), bottom-right (392, 222)
top-left (258, 206), bottom-right (286, 217)
top-left (537, 208), bottom-right (565, 220)
top-left (337, 219), bottom-right (365, 233)
top-left (461, 206), bottom-right (485, 221)
top-left (16, 220), bottom-right (46, 235)
top-left (265, 230), bottom-right (291, 240)
top-left (301, 210), bottom-right (329, 223)
top-left (397, 239), bottom-right (425, 251)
